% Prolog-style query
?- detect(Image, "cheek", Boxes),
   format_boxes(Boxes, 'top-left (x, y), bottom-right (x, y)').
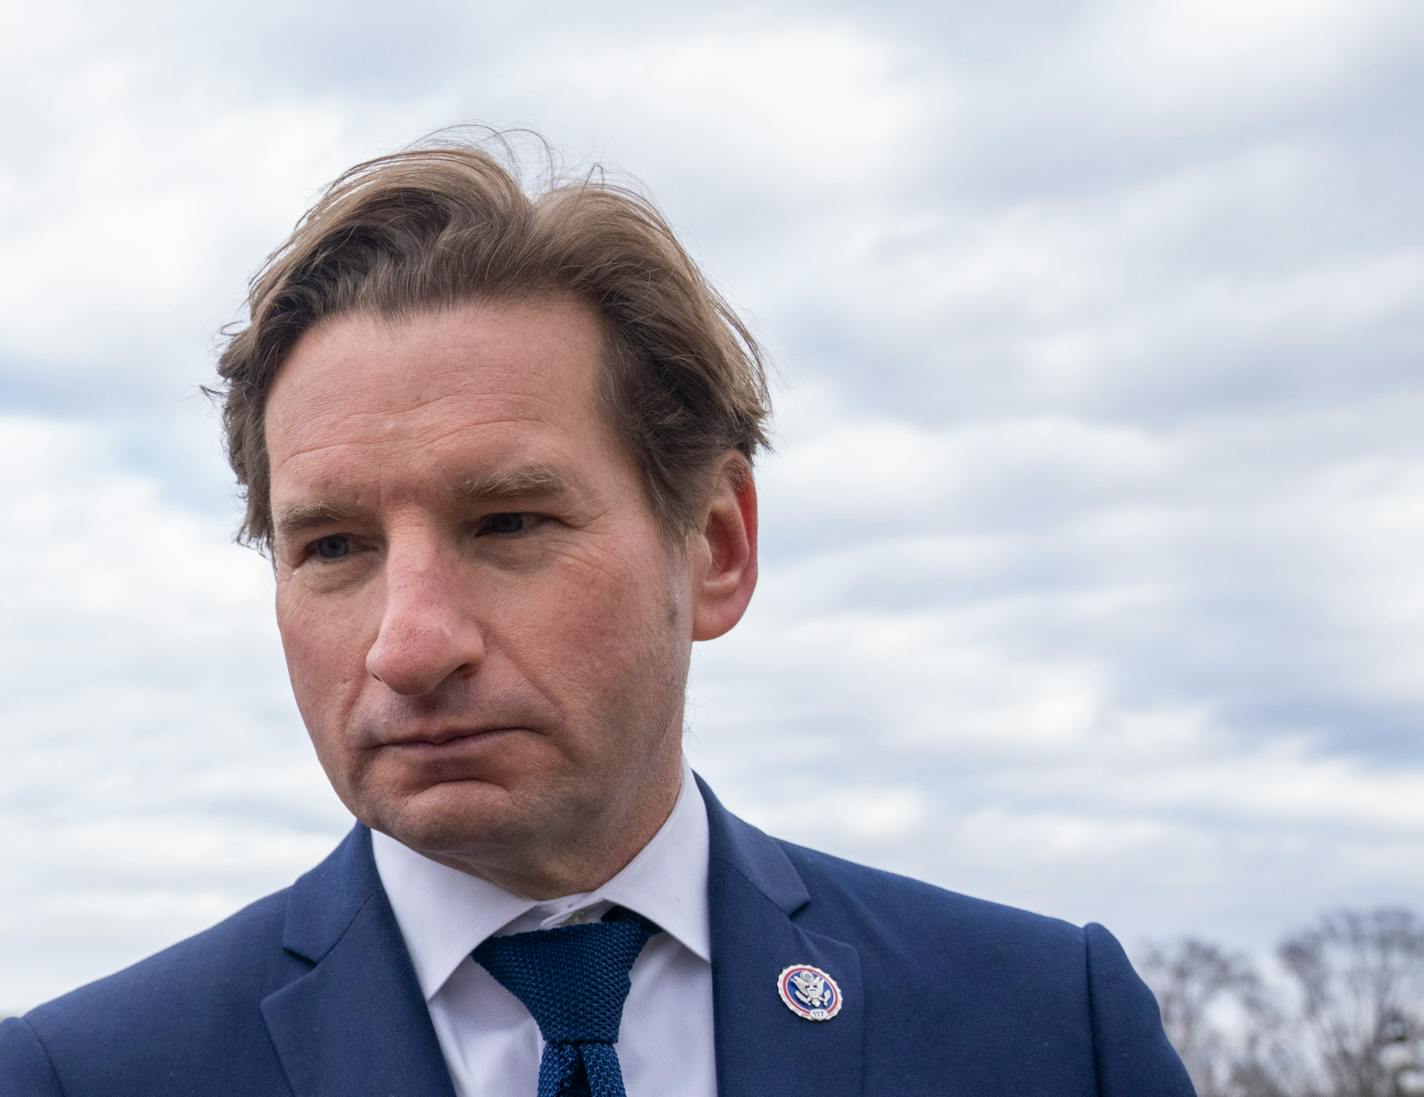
top-left (531, 554), bottom-right (687, 709)
top-left (560, 556), bottom-right (669, 642)
top-left (275, 586), bottom-right (368, 728)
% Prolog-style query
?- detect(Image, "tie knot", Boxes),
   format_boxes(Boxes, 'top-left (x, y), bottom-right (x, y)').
top-left (473, 909), bottom-right (661, 1045)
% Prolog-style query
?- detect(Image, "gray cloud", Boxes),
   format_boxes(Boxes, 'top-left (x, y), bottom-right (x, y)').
top-left (3, 0), bottom-right (1423, 1011)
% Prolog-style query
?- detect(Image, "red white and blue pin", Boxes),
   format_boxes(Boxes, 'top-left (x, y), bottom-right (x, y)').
top-left (776, 963), bottom-right (843, 1021)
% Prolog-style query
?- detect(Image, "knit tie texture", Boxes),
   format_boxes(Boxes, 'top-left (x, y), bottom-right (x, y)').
top-left (472, 908), bottom-right (662, 1097)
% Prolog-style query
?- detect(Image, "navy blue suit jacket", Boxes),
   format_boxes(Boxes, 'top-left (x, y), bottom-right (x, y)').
top-left (1, 779), bottom-right (1194, 1095)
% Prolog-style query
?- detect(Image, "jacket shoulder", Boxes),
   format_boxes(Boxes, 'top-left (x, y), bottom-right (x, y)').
top-left (15, 887), bottom-right (308, 1097)
top-left (27, 887), bottom-right (296, 1021)
top-left (777, 836), bottom-right (1084, 957)
top-left (776, 839), bottom-right (1195, 1095)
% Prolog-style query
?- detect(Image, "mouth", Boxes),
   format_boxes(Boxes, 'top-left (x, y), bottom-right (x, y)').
top-left (381, 727), bottom-right (524, 752)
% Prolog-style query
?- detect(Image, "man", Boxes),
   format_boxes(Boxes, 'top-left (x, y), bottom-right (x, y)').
top-left (0, 139), bottom-right (1195, 1096)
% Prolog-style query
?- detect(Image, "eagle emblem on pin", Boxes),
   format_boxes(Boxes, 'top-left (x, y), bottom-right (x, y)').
top-left (776, 963), bottom-right (843, 1021)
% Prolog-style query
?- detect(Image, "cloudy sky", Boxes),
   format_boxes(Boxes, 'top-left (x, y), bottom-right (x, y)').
top-left (3, 0), bottom-right (1422, 1012)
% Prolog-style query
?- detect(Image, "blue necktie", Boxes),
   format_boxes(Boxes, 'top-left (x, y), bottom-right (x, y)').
top-left (472, 908), bottom-right (662, 1097)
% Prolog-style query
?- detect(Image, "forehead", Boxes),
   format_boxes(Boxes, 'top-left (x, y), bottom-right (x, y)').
top-left (265, 296), bottom-right (609, 460)
top-left (262, 297), bottom-right (643, 528)
top-left (261, 297), bottom-right (641, 541)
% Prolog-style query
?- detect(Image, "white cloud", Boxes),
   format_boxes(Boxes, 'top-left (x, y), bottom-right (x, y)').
top-left (503, 21), bottom-right (938, 195)
top-left (0, 415), bottom-right (348, 1008)
top-left (1108, 0), bottom-right (1404, 104)
top-left (3, 0), bottom-right (1424, 1014)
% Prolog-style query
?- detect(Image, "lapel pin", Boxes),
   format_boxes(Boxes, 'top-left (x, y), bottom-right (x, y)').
top-left (776, 963), bottom-right (843, 1021)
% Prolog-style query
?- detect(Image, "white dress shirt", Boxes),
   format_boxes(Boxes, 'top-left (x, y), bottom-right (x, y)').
top-left (372, 760), bottom-right (717, 1097)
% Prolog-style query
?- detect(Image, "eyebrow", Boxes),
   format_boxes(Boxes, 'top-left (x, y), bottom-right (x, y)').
top-left (272, 500), bottom-right (362, 541)
top-left (459, 464), bottom-right (570, 503)
top-left (272, 464), bottom-right (574, 541)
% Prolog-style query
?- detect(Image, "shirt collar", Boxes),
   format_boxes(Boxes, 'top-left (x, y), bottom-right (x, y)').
top-left (372, 758), bottom-right (711, 1003)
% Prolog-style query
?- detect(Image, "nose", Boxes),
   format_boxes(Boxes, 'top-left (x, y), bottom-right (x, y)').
top-left (366, 545), bottom-right (485, 696)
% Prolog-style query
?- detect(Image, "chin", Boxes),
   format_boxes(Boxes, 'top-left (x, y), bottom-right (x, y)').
top-left (363, 778), bottom-right (542, 860)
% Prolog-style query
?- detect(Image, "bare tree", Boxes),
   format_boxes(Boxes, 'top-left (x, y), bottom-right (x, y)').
top-left (1141, 938), bottom-right (1261, 1097)
top-left (1274, 908), bottom-right (1424, 1097)
top-left (1141, 909), bottom-right (1424, 1097)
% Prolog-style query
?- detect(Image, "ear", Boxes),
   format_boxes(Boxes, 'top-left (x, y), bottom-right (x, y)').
top-left (690, 452), bottom-right (759, 641)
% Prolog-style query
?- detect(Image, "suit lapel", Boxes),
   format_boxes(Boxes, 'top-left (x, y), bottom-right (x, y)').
top-left (259, 787), bottom-right (866, 1097)
top-left (261, 826), bottom-right (457, 1097)
top-left (699, 777), bottom-right (865, 1097)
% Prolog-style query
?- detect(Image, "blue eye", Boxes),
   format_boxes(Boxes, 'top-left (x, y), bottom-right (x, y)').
top-left (313, 535), bottom-right (352, 559)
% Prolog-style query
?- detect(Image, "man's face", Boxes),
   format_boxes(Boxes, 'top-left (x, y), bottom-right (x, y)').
top-left (265, 297), bottom-right (700, 893)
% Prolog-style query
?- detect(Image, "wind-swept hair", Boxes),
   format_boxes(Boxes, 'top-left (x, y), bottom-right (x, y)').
top-left (212, 130), bottom-right (771, 549)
